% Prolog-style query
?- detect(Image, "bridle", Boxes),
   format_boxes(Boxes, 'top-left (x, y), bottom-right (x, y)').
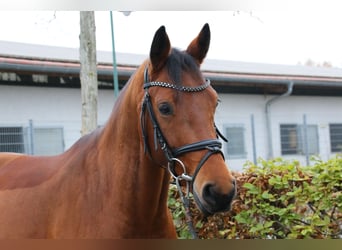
top-left (140, 67), bottom-right (228, 238)
top-left (141, 67), bottom-right (228, 182)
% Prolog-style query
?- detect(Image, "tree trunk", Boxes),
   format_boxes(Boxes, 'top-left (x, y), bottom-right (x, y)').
top-left (79, 11), bottom-right (98, 136)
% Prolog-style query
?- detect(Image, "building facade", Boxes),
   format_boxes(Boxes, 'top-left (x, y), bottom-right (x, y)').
top-left (1, 41), bottom-right (342, 171)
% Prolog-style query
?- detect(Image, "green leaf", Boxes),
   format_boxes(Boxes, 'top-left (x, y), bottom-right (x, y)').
top-left (243, 183), bottom-right (259, 194)
top-left (264, 221), bottom-right (274, 228)
top-left (261, 191), bottom-right (275, 201)
top-left (234, 212), bottom-right (250, 224)
top-left (195, 221), bottom-right (203, 229)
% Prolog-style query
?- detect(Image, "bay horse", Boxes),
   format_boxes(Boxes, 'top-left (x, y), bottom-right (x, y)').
top-left (0, 23), bottom-right (236, 238)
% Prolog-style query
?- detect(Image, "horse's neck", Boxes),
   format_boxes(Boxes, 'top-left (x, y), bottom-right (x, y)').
top-left (91, 75), bottom-right (173, 236)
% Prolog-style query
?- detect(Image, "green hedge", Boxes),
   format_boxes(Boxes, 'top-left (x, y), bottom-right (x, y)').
top-left (168, 155), bottom-right (342, 239)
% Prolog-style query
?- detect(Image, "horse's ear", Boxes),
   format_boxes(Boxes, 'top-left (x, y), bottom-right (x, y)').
top-left (186, 23), bottom-right (210, 65)
top-left (150, 26), bottom-right (171, 72)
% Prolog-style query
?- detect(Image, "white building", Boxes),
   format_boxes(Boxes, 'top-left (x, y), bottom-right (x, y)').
top-left (1, 41), bottom-right (342, 171)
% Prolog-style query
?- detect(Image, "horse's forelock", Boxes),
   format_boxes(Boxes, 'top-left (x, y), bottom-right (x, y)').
top-left (165, 48), bottom-right (202, 85)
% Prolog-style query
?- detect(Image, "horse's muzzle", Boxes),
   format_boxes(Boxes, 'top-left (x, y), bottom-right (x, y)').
top-left (193, 180), bottom-right (236, 216)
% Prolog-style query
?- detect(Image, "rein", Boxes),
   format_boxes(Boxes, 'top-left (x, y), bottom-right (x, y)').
top-left (140, 68), bottom-right (228, 239)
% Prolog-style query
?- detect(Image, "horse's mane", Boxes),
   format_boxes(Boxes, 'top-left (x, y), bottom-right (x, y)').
top-left (165, 48), bottom-right (201, 85)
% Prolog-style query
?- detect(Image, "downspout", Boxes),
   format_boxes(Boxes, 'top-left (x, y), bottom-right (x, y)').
top-left (110, 11), bottom-right (119, 98)
top-left (265, 81), bottom-right (294, 159)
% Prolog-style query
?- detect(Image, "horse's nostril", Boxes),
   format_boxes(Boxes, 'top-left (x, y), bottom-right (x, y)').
top-left (202, 184), bottom-right (217, 206)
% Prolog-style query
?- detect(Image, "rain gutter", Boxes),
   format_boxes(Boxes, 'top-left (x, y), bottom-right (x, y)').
top-left (206, 74), bottom-right (342, 88)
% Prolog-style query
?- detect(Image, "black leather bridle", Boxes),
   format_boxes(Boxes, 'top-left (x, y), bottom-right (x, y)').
top-left (140, 67), bottom-right (228, 238)
top-left (140, 68), bottom-right (227, 182)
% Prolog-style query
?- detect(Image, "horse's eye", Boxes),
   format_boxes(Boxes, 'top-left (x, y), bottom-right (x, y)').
top-left (158, 102), bottom-right (173, 116)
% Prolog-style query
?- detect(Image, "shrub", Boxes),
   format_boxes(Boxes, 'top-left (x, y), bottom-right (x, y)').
top-left (168, 156), bottom-right (342, 239)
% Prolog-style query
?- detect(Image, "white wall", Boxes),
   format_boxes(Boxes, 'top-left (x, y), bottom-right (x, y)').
top-left (269, 95), bottom-right (342, 163)
top-left (216, 93), bottom-right (342, 171)
top-left (0, 85), bottom-right (116, 149)
top-left (215, 94), bottom-right (267, 171)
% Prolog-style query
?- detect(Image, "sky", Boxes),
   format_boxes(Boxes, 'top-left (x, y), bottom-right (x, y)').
top-left (0, 11), bottom-right (342, 67)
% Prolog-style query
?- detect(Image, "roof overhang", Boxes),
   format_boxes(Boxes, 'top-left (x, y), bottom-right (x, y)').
top-left (1, 54), bottom-right (342, 96)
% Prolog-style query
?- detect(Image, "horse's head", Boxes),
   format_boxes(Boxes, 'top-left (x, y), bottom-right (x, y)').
top-left (140, 24), bottom-right (236, 216)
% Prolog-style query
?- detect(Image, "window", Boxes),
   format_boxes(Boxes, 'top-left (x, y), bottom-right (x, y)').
top-left (0, 127), bottom-right (26, 153)
top-left (280, 124), bottom-right (319, 155)
top-left (329, 124), bottom-right (342, 153)
top-left (0, 125), bottom-right (64, 155)
top-left (224, 125), bottom-right (246, 159)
